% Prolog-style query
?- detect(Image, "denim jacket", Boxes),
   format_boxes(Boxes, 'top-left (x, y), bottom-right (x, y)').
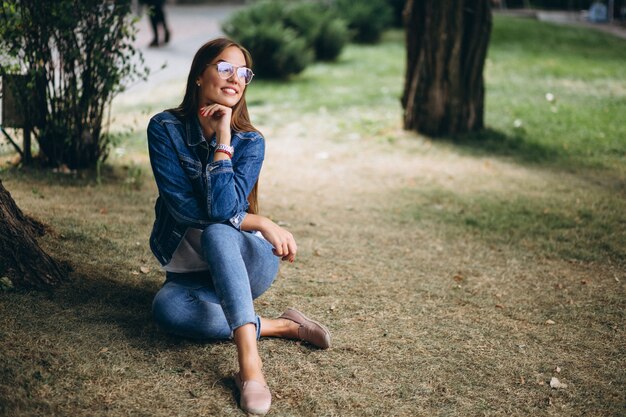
top-left (147, 111), bottom-right (264, 266)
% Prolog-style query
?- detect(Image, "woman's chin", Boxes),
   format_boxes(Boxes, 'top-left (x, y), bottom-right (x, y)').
top-left (218, 95), bottom-right (241, 107)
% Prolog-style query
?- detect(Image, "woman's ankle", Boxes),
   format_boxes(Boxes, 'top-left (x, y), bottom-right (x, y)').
top-left (239, 353), bottom-right (265, 382)
top-left (279, 318), bottom-right (300, 339)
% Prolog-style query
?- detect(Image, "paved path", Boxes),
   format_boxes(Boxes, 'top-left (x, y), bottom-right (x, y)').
top-left (119, 4), bottom-right (243, 101)
top-left (495, 9), bottom-right (626, 40)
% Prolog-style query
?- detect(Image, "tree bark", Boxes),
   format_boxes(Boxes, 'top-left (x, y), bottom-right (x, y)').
top-left (0, 180), bottom-right (67, 289)
top-left (402, 0), bottom-right (492, 136)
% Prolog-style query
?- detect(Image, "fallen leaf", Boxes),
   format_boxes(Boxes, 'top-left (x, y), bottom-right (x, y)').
top-left (495, 304), bottom-right (504, 309)
top-left (555, 366), bottom-right (561, 373)
top-left (545, 319), bottom-right (556, 325)
top-left (313, 249), bottom-right (322, 257)
top-left (453, 274), bottom-right (464, 282)
top-left (140, 266), bottom-right (150, 274)
top-left (550, 377), bottom-right (567, 389)
top-left (0, 276), bottom-right (14, 290)
top-left (520, 376), bottom-right (525, 385)
top-left (131, 271), bottom-right (140, 276)
top-left (100, 208), bottom-right (108, 215)
top-left (99, 347), bottom-right (109, 353)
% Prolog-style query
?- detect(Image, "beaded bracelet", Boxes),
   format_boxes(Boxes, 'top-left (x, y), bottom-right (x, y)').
top-left (215, 148), bottom-right (233, 158)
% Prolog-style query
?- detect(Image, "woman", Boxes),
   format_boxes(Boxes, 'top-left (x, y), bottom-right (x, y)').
top-left (147, 38), bottom-right (331, 415)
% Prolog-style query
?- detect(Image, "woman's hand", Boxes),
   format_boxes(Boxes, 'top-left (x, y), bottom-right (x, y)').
top-left (199, 104), bottom-right (232, 142)
top-left (259, 218), bottom-right (297, 262)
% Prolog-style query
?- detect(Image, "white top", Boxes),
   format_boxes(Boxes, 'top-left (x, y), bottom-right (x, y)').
top-left (163, 228), bottom-right (210, 273)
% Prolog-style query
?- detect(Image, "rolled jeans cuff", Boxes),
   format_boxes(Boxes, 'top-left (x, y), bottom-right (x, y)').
top-left (229, 315), bottom-right (262, 340)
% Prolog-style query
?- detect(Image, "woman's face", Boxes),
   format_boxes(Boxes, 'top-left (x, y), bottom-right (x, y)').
top-left (197, 46), bottom-right (247, 109)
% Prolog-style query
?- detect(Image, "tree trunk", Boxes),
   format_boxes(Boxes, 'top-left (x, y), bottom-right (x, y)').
top-left (402, 0), bottom-right (492, 136)
top-left (0, 180), bottom-right (67, 289)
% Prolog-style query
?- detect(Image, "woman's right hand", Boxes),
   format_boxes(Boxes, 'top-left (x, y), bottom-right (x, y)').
top-left (259, 217), bottom-right (297, 262)
top-left (199, 104), bottom-right (232, 142)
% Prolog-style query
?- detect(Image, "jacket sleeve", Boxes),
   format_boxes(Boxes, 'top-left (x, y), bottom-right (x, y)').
top-left (147, 117), bottom-right (211, 228)
top-left (206, 133), bottom-right (264, 229)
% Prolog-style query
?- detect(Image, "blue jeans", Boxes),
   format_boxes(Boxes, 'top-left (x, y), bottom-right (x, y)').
top-left (152, 223), bottom-right (279, 340)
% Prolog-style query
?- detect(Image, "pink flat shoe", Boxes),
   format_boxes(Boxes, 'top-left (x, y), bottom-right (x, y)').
top-left (279, 307), bottom-right (332, 349)
top-left (234, 373), bottom-right (271, 415)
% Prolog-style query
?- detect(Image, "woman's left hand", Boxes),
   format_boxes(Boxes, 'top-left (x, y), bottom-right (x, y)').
top-left (259, 218), bottom-right (297, 262)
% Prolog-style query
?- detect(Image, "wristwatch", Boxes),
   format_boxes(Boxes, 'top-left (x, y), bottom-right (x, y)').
top-left (215, 143), bottom-right (234, 158)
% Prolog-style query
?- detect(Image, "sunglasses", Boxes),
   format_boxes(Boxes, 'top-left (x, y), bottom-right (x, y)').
top-left (208, 61), bottom-right (255, 85)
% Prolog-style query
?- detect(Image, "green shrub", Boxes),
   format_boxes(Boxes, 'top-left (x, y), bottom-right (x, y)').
top-left (0, 0), bottom-right (146, 169)
top-left (387, 0), bottom-right (406, 28)
top-left (314, 18), bottom-right (350, 61)
top-left (224, 19), bottom-right (313, 79)
top-left (223, 1), bottom-right (314, 79)
top-left (282, 1), bottom-right (349, 61)
top-left (223, 0), bottom-right (348, 78)
top-left (334, 0), bottom-right (393, 43)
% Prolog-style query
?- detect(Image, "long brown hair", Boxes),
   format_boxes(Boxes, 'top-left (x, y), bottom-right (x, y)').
top-left (168, 38), bottom-right (260, 214)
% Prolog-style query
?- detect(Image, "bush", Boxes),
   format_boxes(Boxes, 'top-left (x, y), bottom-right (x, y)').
top-left (0, 0), bottom-right (146, 169)
top-left (282, 1), bottom-right (349, 61)
top-left (387, 0), bottom-right (406, 28)
top-left (223, 2), bottom-right (313, 79)
top-left (315, 18), bottom-right (350, 61)
top-left (222, 0), bottom-right (348, 78)
top-left (230, 23), bottom-right (313, 79)
top-left (333, 0), bottom-right (393, 44)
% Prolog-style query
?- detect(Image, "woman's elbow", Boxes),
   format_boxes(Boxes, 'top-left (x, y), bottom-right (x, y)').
top-left (208, 205), bottom-right (239, 223)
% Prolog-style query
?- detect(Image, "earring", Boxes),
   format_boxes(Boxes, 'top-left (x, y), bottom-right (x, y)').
top-left (196, 81), bottom-right (200, 86)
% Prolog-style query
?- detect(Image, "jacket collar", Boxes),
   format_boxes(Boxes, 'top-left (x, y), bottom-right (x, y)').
top-left (185, 115), bottom-right (207, 147)
top-left (184, 115), bottom-right (225, 148)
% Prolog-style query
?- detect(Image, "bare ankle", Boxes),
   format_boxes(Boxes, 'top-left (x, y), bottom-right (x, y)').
top-left (239, 354), bottom-right (265, 382)
top-left (281, 318), bottom-right (300, 339)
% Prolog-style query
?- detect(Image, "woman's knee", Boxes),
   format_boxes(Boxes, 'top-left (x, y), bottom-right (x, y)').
top-left (201, 223), bottom-right (240, 254)
top-left (152, 286), bottom-right (231, 340)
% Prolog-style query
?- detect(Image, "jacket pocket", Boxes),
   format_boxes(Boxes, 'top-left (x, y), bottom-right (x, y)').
top-left (178, 155), bottom-right (202, 180)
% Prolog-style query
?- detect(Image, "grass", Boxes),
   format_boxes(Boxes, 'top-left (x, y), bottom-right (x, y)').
top-left (470, 17), bottom-right (626, 174)
top-left (1, 14), bottom-right (625, 417)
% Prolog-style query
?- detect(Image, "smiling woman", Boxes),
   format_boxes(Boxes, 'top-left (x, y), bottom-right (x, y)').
top-left (145, 37), bottom-right (331, 415)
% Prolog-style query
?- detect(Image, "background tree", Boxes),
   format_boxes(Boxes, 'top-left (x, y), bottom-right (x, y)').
top-left (0, 0), bottom-right (146, 169)
top-left (0, 181), bottom-right (67, 289)
top-left (402, 0), bottom-right (492, 136)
